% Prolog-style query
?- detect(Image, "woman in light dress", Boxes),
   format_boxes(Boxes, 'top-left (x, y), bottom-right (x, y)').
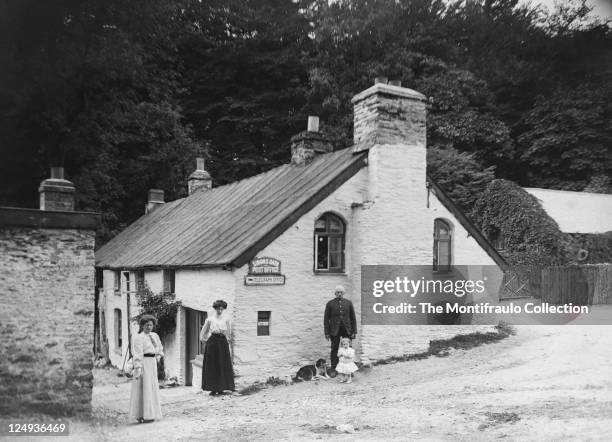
top-left (200, 300), bottom-right (235, 396)
top-left (128, 315), bottom-right (163, 423)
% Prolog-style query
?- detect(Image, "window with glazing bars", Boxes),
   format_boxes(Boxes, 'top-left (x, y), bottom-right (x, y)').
top-left (314, 213), bottom-right (345, 272)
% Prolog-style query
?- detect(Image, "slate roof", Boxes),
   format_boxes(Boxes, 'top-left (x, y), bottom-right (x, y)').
top-left (524, 188), bottom-right (612, 234)
top-left (96, 145), bottom-right (509, 270)
top-left (95, 148), bottom-right (368, 269)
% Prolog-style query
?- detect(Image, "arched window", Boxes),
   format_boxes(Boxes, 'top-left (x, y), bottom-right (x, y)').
top-left (433, 219), bottom-right (452, 272)
top-left (314, 213), bottom-right (345, 272)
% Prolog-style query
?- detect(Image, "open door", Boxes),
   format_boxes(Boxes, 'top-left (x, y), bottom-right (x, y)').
top-left (185, 307), bottom-right (207, 386)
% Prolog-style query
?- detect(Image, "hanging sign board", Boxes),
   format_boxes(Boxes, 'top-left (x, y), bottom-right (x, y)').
top-left (245, 257), bottom-right (285, 285)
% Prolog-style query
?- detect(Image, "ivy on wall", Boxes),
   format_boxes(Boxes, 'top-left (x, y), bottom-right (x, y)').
top-left (471, 179), bottom-right (573, 265)
top-left (569, 232), bottom-right (612, 264)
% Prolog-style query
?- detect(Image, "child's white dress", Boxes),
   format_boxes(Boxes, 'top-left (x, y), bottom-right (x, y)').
top-left (335, 347), bottom-right (358, 374)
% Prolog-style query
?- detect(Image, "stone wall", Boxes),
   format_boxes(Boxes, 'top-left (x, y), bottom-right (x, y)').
top-left (0, 208), bottom-right (97, 416)
top-left (352, 84), bottom-right (427, 152)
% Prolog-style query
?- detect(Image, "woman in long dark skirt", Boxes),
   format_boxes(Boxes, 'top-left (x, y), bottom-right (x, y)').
top-left (199, 299), bottom-right (235, 395)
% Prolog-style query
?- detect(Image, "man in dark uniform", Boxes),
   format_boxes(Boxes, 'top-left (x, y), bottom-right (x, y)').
top-left (324, 285), bottom-right (357, 369)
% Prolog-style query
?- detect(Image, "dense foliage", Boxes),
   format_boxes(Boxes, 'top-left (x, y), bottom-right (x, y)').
top-left (569, 233), bottom-right (612, 264)
top-left (427, 146), bottom-right (496, 209)
top-left (134, 287), bottom-right (182, 343)
top-left (1, 0), bottom-right (610, 244)
top-left (473, 179), bottom-right (612, 265)
top-left (471, 179), bottom-right (572, 265)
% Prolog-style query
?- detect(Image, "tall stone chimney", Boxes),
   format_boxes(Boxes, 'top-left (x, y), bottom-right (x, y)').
top-left (145, 189), bottom-right (164, 214)
top-left (352, 77), bottom-right (426, 154)
top-left (351, 77), bottom-right (427, 199)
top-left (39, 167), bottom-right (75, 211)
top-left (291, 116), bottom-right (334, 166)
top-left (350, 77), bottom-right (429, 259)
top-left (188, 157), bottom-right (212, 195)
top-left (350, 78), bottom-right (430, 365)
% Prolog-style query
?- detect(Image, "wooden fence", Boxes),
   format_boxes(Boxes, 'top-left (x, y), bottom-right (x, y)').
top-left (539, 264), bottom-right (612, 305)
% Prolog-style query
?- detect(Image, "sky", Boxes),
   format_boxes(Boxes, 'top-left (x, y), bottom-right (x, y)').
top-left (526, 0), bottom-right (612, 20)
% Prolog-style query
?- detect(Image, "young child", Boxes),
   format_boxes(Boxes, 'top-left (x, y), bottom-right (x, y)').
top-left (335, 337), bottom-right (358, 383)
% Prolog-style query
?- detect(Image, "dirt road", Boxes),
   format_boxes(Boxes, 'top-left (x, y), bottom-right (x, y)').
top-left (70, 325), bottom-right (612, 441)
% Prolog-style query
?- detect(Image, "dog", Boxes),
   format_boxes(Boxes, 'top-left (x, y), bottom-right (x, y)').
top-left (294, 358), bottom-right (330, 382)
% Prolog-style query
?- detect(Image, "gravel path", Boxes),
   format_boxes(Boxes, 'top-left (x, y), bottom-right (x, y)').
top-left (67, 325), bottom-right (612, 441)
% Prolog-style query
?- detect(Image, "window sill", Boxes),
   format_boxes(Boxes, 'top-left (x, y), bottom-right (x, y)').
top-left (313, 271), bottom-right (348, 276)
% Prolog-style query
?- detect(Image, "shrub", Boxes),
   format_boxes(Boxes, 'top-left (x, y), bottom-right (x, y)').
top-left (133, 286), bottom-right (181, 342)
top-left (133, 286), bottom-right (181, 381)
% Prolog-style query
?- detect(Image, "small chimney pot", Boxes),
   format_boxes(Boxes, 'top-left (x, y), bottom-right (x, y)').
top-left (148, 189), bottom-right (165, 203)
top-left (307, 116), bottom-right (320, 132)
top-left (39, 166), bottom-right (75, 211)
top-left (374, 76), bottom-right (388, 85)
top-left (291, 117), bottom-right (334, 166)
top-left (50, 166), bottom-right (64, 180)
top-left (196, 157), bottom-right (205, 171)
top-left (188, 157), bottom-right (212, 195)
top-left (145, 189), bottom-right (165, 214)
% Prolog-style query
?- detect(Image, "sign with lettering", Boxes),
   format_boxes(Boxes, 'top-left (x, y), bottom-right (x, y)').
top-left (245, 275), bottom-right (285, 285)
top-left (245, 257), bottom-right (285, 285)
top-left (248, 257), bottom-right (281, 275)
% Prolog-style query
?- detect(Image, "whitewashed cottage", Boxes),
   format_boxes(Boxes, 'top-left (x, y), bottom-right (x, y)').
top-left (95, 79), bottom-right (507, 386)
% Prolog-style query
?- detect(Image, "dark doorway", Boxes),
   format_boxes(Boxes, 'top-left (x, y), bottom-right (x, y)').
top-left (185, 307), bottom-right (207, 386)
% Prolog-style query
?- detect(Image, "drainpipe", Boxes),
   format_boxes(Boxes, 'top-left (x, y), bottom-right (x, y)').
top-left (126, 291), bottom-right (133, 360)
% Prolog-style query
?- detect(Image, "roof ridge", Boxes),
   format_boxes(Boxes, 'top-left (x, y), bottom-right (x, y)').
top-left (96, 146), bottom-right (363, 268)
top-left (189, 147), bottom-right (353, 196)
top-left (524, 187), bottom-right (612, 197)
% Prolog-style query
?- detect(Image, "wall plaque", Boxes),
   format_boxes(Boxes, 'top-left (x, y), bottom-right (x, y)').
top-left (245, 257), bottom-right (285, 285)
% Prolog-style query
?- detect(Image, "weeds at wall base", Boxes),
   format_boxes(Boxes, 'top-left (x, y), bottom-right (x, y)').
top-left (373, 322), bottom-right (515, 366)
top-left (238, 322), bottom-right (515, 395)
top-left (238, 376), bottom-right (287, 395)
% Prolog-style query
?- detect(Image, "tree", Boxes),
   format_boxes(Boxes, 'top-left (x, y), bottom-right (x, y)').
top-left (304, 0), bottom-right (512, 187)
top-left (584, 175), bottom-right (612, 194)
top-left (517, 85), bottom-right (612, 190)
top-left (427, 146), bottom-right (496, 211)
top-left (179, 0), bottom-right (312, 185)
top-left (0, 0), bottom-right (200, 242)
top-left (1, 0), bottom-right (609, 251)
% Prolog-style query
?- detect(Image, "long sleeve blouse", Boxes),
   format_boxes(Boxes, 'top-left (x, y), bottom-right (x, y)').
top-left (132, 331), bottom-right (163, 369)
top-left (199, 315), bottom-right (231, 342)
